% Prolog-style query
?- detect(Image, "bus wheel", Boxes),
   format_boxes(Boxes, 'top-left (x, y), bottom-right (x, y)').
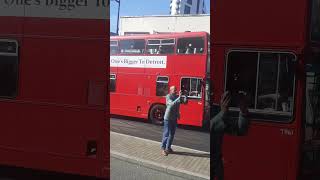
top-left (149, 105), bottom-right (166, 125)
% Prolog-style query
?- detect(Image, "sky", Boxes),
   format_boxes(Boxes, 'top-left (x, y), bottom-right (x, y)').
top-left (110, 0), bottom-right (211, 33)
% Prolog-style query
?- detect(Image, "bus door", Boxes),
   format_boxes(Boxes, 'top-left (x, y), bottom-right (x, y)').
top-left (221, 50), bottom-right (300, 180)
top-left (179, 77), bottom-right (204, 127)
top-left (301, 52), bottom-right (320, 179)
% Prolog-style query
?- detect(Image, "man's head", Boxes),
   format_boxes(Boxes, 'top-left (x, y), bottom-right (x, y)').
top-left (185, 43), bottom-right (193, 54)
top-left (169, 86), bottom-right (177, 95)
top-left (158, 45), bottom-right (163, 54)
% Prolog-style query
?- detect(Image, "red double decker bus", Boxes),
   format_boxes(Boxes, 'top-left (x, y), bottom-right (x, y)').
top-left (0, 1), bottom-right (108, 178)
top-left (212, 0), bottom-right (320, 179)
top-left (110, 32), bottom-right (210, 127)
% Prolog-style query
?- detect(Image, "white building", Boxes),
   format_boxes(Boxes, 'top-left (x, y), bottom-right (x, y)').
top-left (119, 14), bottom-right (210, 35)
top-left (170, 0), bottom-right (207, 15)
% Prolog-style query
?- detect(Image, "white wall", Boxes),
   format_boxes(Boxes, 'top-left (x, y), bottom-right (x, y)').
top-left (119, 15), bottom-right (210, 35)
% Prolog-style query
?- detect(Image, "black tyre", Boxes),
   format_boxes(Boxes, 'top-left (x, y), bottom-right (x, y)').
top-left (149, 104), bottom-right (166, 125)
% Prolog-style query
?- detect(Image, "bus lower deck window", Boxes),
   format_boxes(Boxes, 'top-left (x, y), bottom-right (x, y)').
top-left (225, 51), bottom-right (295, 119)
top-left (156, 76), bottom-right (169, 96)
top-left (181, 77), bottom-right (202, 99)
top-left (0, 40), bottom-right (19, 98)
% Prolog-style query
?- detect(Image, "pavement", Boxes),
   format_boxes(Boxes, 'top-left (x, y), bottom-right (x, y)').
top-left (110, 117), bottom-right (210, 152)
top-left (110, 131), bottom-right (210, 180)
top-left (111, 157), bottom-right (187, 180)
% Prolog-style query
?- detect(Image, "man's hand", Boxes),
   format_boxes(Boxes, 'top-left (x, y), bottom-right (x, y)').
top-left (239, 94), bottom-right (249, 115)
top-left (179, 90), bottom-right (182, 96)
top-left (220, 91), bottom-right (231, 113)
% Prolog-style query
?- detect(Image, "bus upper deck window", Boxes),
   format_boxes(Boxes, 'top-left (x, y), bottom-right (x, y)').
top-left (119, 39), bottom-right (145, 54)
top-left (110, 40), bottom-right (119, 55)
top-left (177, 37), bottom-right (205, 54)
top-left (147, 39), bottom-right (175, 55)
top-left (0, 40), bottom-right (19, 98)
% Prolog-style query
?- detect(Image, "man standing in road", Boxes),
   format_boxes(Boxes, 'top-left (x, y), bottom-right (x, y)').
top-left (161, 86), bottom-right (182, 156)
top-left (211, 91), bottom-right (250, 180)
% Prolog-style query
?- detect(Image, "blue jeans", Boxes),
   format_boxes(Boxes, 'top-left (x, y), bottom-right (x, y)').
top-left (161, 119), bottom-right (177, 150)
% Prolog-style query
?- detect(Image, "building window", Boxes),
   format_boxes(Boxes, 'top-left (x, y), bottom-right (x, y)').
top-left (110, 40), bottom-right (118, 55)
top-left (177, 37), bottom-right (205, 54)
top-left (181, 77), bottom-right (202, 99)
top-left (156, 76), bottom-right (169, 96)
top-left (119, 39), bottom-right (145, 54)
top-left (187, 0), bottom-right (193, 5)
top-left (110, 74), bottom-right (116, 92)
top-left (196, 0), bottom-right (200, 14)
top-left (225, 51), bottom-right (295, 121)
top-left (184, 5), bottom-right (191, 14)
top-left (147, 39), bottom-right (175, 54)
top-left (0, 40), bottom-right (19, 98)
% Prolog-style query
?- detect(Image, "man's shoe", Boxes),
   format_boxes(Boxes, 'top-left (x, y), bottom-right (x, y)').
top-left (161, 150), bottom-right (168, 156)
top-left (167, 148), bottom-right (174, 153)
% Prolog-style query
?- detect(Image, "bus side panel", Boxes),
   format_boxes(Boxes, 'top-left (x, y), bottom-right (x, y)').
top-left (213, 0), bottom-right (307, 47)
top-left (110, 41), bottom-right (208, 127)
top-left (19, 37), bottom-right (105, 105)
top-left (0, 18), bottom-right (108, 177)
top-left (0, 103), bottom-right (104, 177)
top-left (24, 18), bottom-right (107, 38)
top-left (212, 46), bottom-right (302, 180)
top-left (110, 72), bottom-right (150, 119)
top-left (223, 124), bottom-right (294, 180)
top-left (0, 16), bottom-right (24, 35)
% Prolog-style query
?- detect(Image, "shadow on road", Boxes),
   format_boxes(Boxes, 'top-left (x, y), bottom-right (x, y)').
top-left (111, 114), bottom-right (210, 133)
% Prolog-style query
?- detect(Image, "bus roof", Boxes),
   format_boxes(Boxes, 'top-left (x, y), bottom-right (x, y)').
top-left (110, 32), bottom-right (209, 40)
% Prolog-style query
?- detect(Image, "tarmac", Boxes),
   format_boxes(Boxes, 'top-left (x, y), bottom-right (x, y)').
top-left (110, 131), bottom-right (210, 180)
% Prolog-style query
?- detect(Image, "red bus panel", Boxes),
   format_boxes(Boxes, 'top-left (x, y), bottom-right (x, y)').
top-left (212, 0), bottom-right (315, 179)
top-left (0, 1), bottom-right (109, 178)
top-left (110, 32), bottom-right (210, 127)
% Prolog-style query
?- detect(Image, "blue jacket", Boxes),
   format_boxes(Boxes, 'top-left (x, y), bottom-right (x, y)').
top-left (164, 94), bottom-right (181, 121)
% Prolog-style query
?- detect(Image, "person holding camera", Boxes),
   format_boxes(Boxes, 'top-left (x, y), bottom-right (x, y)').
top-left (211, 91), bottom-right (250, 180)
top-left (161, 86), bottom-right (182, 156)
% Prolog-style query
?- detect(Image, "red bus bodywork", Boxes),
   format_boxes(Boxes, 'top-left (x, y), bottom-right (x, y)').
top-left (0, 2), bottom-right (109, 178)
top-left (212, 0), bottom-right (320, 179)
top-left (110, 32), bottom-right (210, 127)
